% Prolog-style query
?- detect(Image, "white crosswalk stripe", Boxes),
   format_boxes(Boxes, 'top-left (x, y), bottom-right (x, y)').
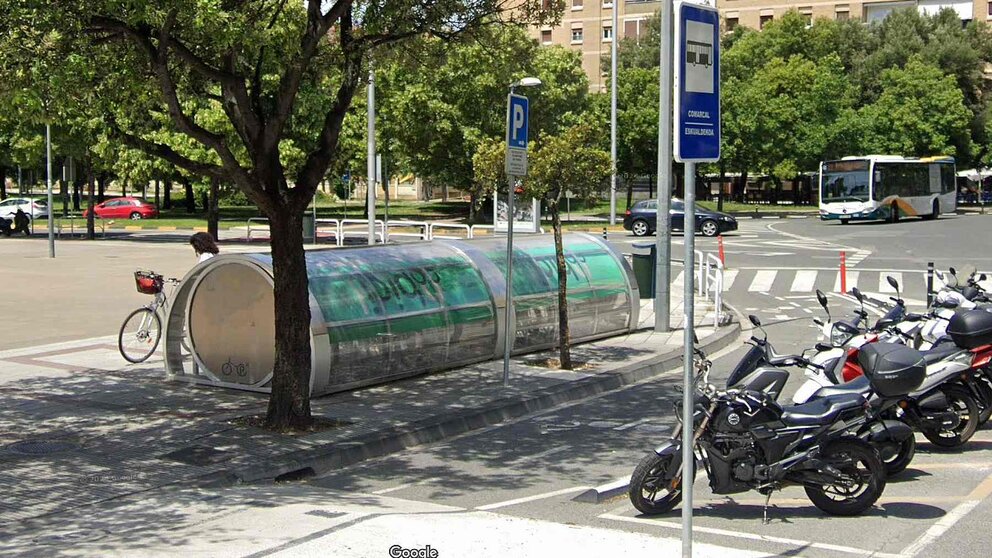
top-left (879, 272), bottom-right (903, 293)
top-left (833, 271), bottom-right (859, 293)
top-left (722, 269), bottom-right (738, 290)
top-left (749, 270), bottom-right (777, 292)
top-left (790, 270), bottom-right (817, 292)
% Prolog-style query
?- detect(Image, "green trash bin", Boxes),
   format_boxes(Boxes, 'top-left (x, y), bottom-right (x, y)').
top-left (302, 212), bottom-right (316, 242)
top-left (631, 243), bottom-right (655, 298)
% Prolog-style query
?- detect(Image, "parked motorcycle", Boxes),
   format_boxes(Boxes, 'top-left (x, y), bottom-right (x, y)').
top-left (627, 341), bottom-right (918, 517)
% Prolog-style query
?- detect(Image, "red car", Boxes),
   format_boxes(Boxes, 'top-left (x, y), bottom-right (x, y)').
top-left (84, 197), bottom-right (159, 220)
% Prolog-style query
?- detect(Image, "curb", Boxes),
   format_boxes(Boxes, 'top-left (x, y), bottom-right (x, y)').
top-left (221, 318), bottom-right (743, 485)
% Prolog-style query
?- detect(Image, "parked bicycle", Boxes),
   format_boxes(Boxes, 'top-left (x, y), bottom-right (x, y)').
top-left (118, 270), bottom-right (181, 363)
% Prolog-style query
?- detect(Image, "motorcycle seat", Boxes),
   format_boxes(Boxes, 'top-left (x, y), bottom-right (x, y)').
top-left (919, 344), bottom-right (962, 366)
top-left (780, 393), bottom-right (866, 427)
top-left (810, 375), bottom-right (871, 399)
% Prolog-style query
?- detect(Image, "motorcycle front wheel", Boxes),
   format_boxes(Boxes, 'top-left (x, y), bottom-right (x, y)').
top-left (921, 386), bottom-right (979, 448)
top-left (629, 451), bottom-right (684, 515)
top-left (805, 440), bottom-right (886, 516)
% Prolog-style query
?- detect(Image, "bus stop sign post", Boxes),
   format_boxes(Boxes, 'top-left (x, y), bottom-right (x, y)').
top-left (674, 2), bottom-right (721, 556)
top-left (503, 93), bottom-right (529, 387)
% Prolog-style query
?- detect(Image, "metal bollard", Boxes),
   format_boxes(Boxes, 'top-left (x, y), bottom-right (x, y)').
top-left (927, 262), bottom-right (934, 307)
top-left (603, 227), bottom-right (608, 240)
top-left (839, 251), bottom-right (847, 294)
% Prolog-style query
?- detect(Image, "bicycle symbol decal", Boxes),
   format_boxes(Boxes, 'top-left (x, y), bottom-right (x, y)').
top-left (221, 358), bottom-right (249, 378)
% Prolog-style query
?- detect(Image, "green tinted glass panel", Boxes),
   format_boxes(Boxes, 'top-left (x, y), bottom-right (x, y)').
top-left (390, 312), bottom-right (446, 335)
top-left (434, 259), bottom-right (491, 306)
top-left (449, 305), bottom-right (495, 327)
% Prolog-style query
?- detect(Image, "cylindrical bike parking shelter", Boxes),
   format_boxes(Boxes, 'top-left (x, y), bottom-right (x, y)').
top-left (163, 233), bottom-right (640, 397)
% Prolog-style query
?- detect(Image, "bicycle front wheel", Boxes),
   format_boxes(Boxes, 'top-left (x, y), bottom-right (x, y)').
top-left (118, 308), bottom-right (162, 363)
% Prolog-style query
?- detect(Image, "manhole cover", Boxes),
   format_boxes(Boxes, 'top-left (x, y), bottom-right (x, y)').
top-left (5, 440), bottom-right (80, 455)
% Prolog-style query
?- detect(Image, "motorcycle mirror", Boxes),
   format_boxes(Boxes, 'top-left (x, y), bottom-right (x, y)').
top-left (693, 331), bottom-right (700, 345)
top-left (813, 317), bottom-right (824, 326)
top-left (852, 287), bottom-right (864, 302)
top-left (950, 266), bottom-right (957, 276)
top-left (886, 275), bottom-right (899, 291)
top-left (982, 274), bottom-right (988, 282)
top-left (748, 314), bottom-right (761, 327)
top-left (815, 289), bottom-right (828, 309)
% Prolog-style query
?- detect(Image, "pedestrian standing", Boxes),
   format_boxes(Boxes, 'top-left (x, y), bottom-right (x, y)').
top-left (190, 232), bottom-right (219, 263)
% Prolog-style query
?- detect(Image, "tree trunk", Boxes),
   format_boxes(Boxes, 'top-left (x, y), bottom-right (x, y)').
top-left (625, 176), bottom-right (634, 210)
top-left (550, 203), bottom-right (572, 370)
top-left (718, 163), bottom-right (726, 212)
top-left (98, 174), bottom-right (106, 202)
top-left (183, 177), bottom-right (195, 213)
top-left (208, 178), bottom-right (220, 240)
top-left (164, 178), bottom-right (172, 209)
top-left (0, 165), bottom-right (7, 200)
top-left (86, 160), bottom-right (96, 240)
top-left (155, 179), bottom-right (161, 208)
top-left (265, 209), bottom-right (314, 430)
top-left (73, 175), bottom-right (83, 211)
top-left (442, 182), bottom-right (448, 202)
top-left (648, 174), bottom-right (654, 198)
top-left (469, 192), bottom-right (477, 224)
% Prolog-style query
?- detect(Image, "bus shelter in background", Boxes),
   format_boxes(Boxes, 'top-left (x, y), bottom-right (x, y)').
top-left (162, 233), bottom-right (640, 397)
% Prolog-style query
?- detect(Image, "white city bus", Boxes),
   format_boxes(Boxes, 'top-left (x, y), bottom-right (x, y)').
top-left (818, 155), bottom-right (956, 224)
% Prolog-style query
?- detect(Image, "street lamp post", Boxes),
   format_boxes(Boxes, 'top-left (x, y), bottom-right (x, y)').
top-left (610, 3), bottom-right (618, 226)
top-left (503, 77), bottom-right (541, 387)
top-left (46, 123), bottom-right (55, 258)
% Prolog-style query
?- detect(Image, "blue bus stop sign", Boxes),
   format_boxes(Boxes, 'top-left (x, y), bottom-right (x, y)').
top-left (674, 1), bottom-right (720, 162)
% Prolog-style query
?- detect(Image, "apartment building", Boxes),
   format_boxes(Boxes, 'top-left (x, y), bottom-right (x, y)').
top-left (532, 0), bottom-right (984, 90)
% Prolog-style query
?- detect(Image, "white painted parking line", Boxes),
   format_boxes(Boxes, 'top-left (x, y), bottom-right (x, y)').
top-left (371, 477), bottom-right (442, 495)
top-left (833, 271), bottom-right (860, 293)
top-left (880, 272), bottom-right (903, 293)
top-left (748, 270), bottom-right (777, 292)
top-left (900, 471), bottom-right (992, 557)
top-left (475, 487), bottom-right (591, 511)
top-left (599, 514), bottom-right (904, 558)
top-left (790, 270), bottom-right (817, 292)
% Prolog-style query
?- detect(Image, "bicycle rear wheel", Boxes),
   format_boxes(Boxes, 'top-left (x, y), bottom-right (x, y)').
top-left (118, 308), bottom-right (162, 363)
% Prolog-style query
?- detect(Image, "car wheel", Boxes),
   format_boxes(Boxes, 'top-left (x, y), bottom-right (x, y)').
top-left (631, 219), bottom-right (650, 237)
top-left (129, 212), bottom-right (143, 220)
top-left (700, 219), bottom-right (719, 237)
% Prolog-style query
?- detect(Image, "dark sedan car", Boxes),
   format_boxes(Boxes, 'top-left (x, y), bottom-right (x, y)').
top-left (622, 199), bottom-right (738, 237)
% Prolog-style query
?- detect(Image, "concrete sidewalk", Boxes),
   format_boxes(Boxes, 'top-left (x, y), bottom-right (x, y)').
top-left (0, 302), bottom-right (738, 528)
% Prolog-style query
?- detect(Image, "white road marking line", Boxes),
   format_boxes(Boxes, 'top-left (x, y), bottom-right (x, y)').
top-left (748, 270), bottom-right (777, 292)
top-left (880, 272), bottom-right (903, 293)
top-left (722, 269), bottom-right (738, 290)
top-left (790, 270), bottom-right (817, 292)
top-left (833, 270), bottom-right (860, 293)
top-left (475, 487), bottom-right (590, 511)
top-left (598, 514), bottom-right (904, 558)
top-left (900, 470), bottom-right (992, 557)
top-left (613, 417), bottom-right (653, 431)
top-left (371, 477), bottom-right (443, 495)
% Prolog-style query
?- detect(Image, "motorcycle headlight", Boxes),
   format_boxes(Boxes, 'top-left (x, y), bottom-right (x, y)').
top-left (831, 323), bottom-right (858, 346)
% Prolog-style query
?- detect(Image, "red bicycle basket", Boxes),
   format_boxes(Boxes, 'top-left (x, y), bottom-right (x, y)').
top-left (134, 271), bottom-right (163, 295)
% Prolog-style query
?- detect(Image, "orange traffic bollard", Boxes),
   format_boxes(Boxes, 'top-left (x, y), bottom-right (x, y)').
top-left (718, 235), bottom-right (725, 266)
top-left (840, 251), bottom-right (847, 294)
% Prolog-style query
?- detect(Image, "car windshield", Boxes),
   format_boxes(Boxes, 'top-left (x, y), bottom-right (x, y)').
top-left (821, 160), bottom-right (870, 203)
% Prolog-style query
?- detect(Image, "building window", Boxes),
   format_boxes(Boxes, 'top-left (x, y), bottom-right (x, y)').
top-left (799, 7), bottom-right (813, 25)
top-left (726, 17), bottom-right (738, 31)
top-left (572, 0), bottom-right (583, 10)
top-left (571, 27), bottom-right (584, 43)
top-left (603, 26), bottom-right (613, 41)
top-left (760, 14), bottom-right (773, 28)
top-left (987, 1), bottom-right (992, 16)
top-left (836, 10), bottom-right (849, 20)
top-left (541, 29), bottom-right (552, 44)
top-left (623, 18), bottom-right (646, 40)
top-left (603, 1), bottom-right (613, 7)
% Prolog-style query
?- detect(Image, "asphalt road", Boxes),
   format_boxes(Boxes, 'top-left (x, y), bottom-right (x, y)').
top-left (302, 214), bottom-right (992, 558)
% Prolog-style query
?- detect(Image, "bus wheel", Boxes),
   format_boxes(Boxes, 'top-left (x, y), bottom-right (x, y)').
top-left (925, 200), bottom-right (939, 220)
top-left (840, 219), bottom-right (850, 225)
top-left (889, 202), bottom-right (899, 223)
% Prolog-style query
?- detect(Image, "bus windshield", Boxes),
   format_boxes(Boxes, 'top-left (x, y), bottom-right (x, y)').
top-left (821, 160), bottom-right (871, 203)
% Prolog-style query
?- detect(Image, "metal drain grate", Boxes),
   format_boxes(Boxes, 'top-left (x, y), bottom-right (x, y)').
top-left (5, 439), bottom-right (80, 455)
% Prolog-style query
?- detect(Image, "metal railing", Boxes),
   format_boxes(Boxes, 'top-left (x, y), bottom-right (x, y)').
top-left (339, 219), bottom-right (385, 245)
top-left (246, 217), bottom-right (269, 243)
top-left (243, 217), bottom-right (545, 245)
top-left (429, 222), bottom-right (472, 240)
top-left (55, 214), bottom-right (107, 238)
top-left (696, 251), bottom-right (725, 326)
top-left (385, 220), bottom-right (430, 242)
top-left (315, 218), bottom-right (340, 244)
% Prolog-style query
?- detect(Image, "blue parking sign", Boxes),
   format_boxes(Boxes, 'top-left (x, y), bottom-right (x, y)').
top-left (674, 1), bottom-right (720, 162)
top-left (505, 94), bottom-right (530, 175)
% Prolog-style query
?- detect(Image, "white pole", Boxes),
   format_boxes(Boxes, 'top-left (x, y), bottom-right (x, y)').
top-left (609, 3), bottom-right (618, 226)
top-left (682, 162), bottom-right (696, 558)
top-left (655, 0), bottom-right (674, 332)
top-left (367, 68), bottom-right (376, 245)
top-left (502, 173), bottom-right (515, 387)
top-left (46, 124), bottom-right (54, 258)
